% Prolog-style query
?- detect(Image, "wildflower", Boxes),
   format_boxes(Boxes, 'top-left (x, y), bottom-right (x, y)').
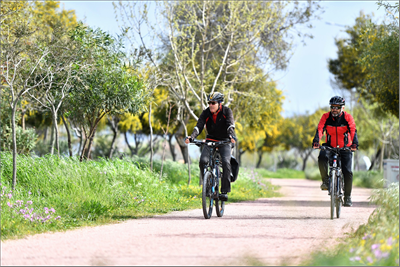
top-left (23, 214), bottom-right (30, 220)
top-left (7, 202), bottom-right (12, 208)
top-left (350, 256), bottom-right (361, 261)
top-left (28, 191), bottom-right (32, 195)
top-left (371, 244), bottom-right (380, 250)
top-left (366, 257), bottom-right (373, 263)
top-left (19, 209), bottom-right (26, 214)
top-left (55, 216), bottom-right (61, 220)
top-left (349, 248), bottom-right (355, 253)
top-left (27, 201), bottom-right (33, 205)
top-left (7, 193), bottom-right (12, 199)
top-left (363, 234), bottom-right (372, 240)
top-left (44, 207), bottom-right (49, 214)
top-left (50, 208), bottom-right (55, 213)
top-left (387, 237), bottom-right (393, 246)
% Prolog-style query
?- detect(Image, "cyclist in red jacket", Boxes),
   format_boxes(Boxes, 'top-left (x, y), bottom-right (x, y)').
top-left (184, 92), bottom-right (236, 201)
top-left (312, 96), bottom-right (358, 207)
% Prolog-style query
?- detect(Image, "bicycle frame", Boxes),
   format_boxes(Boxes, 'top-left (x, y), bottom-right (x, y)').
top-left (321, 145), bottom-right (350, 219)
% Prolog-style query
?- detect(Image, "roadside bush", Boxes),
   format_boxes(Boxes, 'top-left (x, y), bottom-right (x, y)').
top-left (353, 171), bottom-right (384, 188)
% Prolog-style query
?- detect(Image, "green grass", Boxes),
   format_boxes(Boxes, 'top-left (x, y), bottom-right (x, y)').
top-left (254, 168), bottom-right (306, 179)
top-left (303, 183), bottom-right (399, 266)
top-left (0, 152), bottom-right (279, 240)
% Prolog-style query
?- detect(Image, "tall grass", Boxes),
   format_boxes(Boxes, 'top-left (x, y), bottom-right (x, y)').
top-left (303, 183), bottom-right (399, 266)
top-left (0, 152), bottom-right (278, 240)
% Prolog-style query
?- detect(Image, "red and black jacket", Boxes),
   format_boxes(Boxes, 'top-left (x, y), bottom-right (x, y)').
top-left (190, 104), bottom-right (236, 141)
top-left (313, 111), bottom-right (358, 148)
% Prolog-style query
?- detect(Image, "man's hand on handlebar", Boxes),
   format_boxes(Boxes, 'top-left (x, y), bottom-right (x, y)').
top-left (230, 135), bottom-right (236, 144)
top-left (184, 136), bottom-right (192, 144)
top-left (312, 142), bottom-right (320, 149)
top-left (350, 144), bottom-right (358, 151)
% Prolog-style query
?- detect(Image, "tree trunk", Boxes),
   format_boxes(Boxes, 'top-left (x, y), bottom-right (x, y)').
top-left (168, 133), bottom-right (176, 161)
top-left (149, 102), bottom-right (154, 171)
top-left (61, 114), bottom-right (73, 157)
top-left (11, 105), bottom-right (17, 190)
top-left (108, 116), bottom-right (120, 159)
top-left (256, 150), bottom-right (263, 168)
top-left (86, 128), bottom-right (97, 160)
top-left (52, 111), bottom-right (60, 157)
top-left (369, 147), bottom-right (381, 171)
top-left (50, 123), bottom-right (55, 155)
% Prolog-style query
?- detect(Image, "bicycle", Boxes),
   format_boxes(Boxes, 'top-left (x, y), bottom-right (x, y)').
top-left (190, 139), bottom-right (232, 219)
top-left (320, 145), bottom-right (351, 219)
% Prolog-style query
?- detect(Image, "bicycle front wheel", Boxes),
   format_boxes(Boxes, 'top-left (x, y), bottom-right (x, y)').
top-left (202, 171), bottom-right (214, 219)
top-left (215, 199), bottom-right (225, 217)
top-left (336, 175), bottom-right (343, 218)
top-left (330, 172), bottom-right (336, 220)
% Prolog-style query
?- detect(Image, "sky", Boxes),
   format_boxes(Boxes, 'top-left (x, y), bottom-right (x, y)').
top-left (60, 1), bottom-right (391, 118)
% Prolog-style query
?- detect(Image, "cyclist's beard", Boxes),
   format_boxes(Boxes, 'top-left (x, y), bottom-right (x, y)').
top-left (331, 110), bottom-right (342, 117)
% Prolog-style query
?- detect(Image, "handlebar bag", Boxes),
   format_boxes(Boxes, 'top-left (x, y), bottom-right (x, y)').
top-left (230, 155), bottom-right (239, 182)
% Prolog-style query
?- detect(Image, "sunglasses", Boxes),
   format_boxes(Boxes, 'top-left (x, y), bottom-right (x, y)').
top-left (208, 102), bottom-right (218, 105)
top-left (330, 106), bottom-right (342, 110)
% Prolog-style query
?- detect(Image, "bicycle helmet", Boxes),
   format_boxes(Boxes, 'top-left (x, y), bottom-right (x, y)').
top-left (207, 92), bottom-right (224, 103)
top-left (329, 96), bottom-right (345, 106)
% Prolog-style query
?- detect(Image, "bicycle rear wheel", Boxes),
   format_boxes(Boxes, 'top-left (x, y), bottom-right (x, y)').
top-left (202, 171), bottom-right (214, 219)
top-left (330, 172), bottom-right (336, 220)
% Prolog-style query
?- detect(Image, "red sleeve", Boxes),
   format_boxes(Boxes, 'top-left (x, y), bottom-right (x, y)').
top-left (344, 112), bottom-right (356, 142)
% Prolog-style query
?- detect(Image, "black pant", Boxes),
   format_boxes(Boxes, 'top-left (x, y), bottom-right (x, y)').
top-left (199, 144), bottom-right (232, 193)
top-left (318, 149), bottom-right (353, 197)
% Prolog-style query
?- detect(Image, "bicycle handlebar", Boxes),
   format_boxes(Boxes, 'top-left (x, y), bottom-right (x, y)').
top-left (189, 139), bottom-right (231, 148)
top-left (320, 145), bottom-right (351, 152)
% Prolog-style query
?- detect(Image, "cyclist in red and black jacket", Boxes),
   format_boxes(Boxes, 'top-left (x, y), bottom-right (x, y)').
top-left (184, 92), bottom-right (236, 201)
top-left (312, 96), bottom-right (358, 207)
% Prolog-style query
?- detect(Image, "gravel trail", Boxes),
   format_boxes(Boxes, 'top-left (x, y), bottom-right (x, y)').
top-left (1, 178), bottom-right (376, 266)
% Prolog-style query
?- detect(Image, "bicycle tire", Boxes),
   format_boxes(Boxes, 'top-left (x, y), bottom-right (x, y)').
top-left (202, 171), bottom-right (214, 219)
top-left (336, 196), bottom-right (342, 218)
top-left (215, 199), bottom-right (225, 217)
top-left (330, 172), bottom-right (336, 220)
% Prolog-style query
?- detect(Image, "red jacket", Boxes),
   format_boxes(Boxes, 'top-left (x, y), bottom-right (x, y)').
top-left (313, 111), bottom-right (358, 148)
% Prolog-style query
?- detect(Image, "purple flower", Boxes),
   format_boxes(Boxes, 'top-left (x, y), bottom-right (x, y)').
top-left (55, 216), bottom-right (61, 220)
top-left (349, 256), bottom-right (361, 262)
top-left (7, 193), bottom-right (12, 199)
top-left (23, 214), bottom-right (30, 219)
top-left (27, 201), bottom-right (33, 205)
top-left (387, 237), bottom-right (393, 246)
top-left (349, 248), bottom-right (355, 253)
top-left (371, 244), bottom-right (380, 250)
top-left (7, 202), bottom-right (12, 208)
top-left (363, 234), bottom-right (372, 240)
top-left (50, 208), bottom-right (55, 213)
top-left (28, 191), bottom-right (32, 195)
top-left (367, 257), bottom-right (373, 263)
top-left (19, 209), bottom-right (26, 214)
top-left (44, 207), bottom-right (49, 214)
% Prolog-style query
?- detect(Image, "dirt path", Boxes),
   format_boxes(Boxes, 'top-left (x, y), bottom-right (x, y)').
top-left (1, 178), bottom-right (376, 266)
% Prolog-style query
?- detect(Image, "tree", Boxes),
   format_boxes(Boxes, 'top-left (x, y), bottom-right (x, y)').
top-left (278, 109), bottom-right (325, 171)
top-left (357, 5), bottom-right (399, 118)
top-left (1, 2), bottom-right (56, 190)
top-left (329, 7), bottom-right (399, 118)
top-left (67, 24), bottom-right (148, 161)
top-left (114, 0), bottom-right (321, 162)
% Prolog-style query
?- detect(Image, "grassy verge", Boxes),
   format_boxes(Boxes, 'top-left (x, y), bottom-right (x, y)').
top-left (254, 168), bottom-right (305, 179)
top-left (303, 183), bottom-right (399, 266)
top-left (0, 152), bottom-right (279, 240)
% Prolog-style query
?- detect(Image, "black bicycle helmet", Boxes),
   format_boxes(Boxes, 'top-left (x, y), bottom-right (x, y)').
top-left (329, 96), bottom-right (345, 106)
top-left (207, 92), bottom-right (224, 103)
